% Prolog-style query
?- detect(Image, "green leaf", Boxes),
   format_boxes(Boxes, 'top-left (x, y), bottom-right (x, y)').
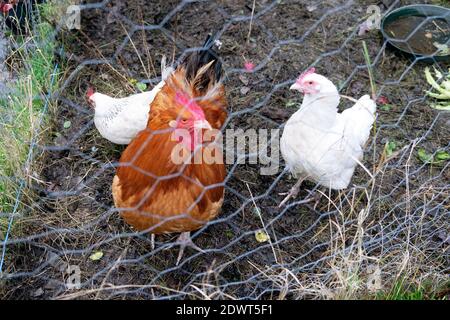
top-left (380, 104), bottom-right (393, 111)
top-left (255, 230), bottom-right (269, 243)
top-left (433, 42), bottom-right (450, 55)
top-left (384, 140), bottom-right (396, 157)
top-left (225, 230), bottom-right (233, 239)
top-left (417, 148), bottom-right (433, 164)
top-left (435, 150), bottom-right (450, 162)
top-left (424, 67), bottom-right (450, 99)
top-left (252, 207), bottom-right (262, 217)
top-left (285, 100), bottom-right (297, 108)
top-left (129, 78), bottom-right (138, 86)
top-left (430, 103), bottom-right (450, 111)
top-left (136, 82), bottom-right (147, 92)
top-left (63, 121), bottom-right (71, 129)
top-left (89, 251), bottom-right (103, 261)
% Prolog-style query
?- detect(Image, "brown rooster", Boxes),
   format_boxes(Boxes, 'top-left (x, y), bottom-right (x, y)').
top-left (112, 35), bottom-right (228, 265)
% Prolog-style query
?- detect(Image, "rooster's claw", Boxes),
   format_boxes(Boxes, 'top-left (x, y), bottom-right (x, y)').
top-left (174, 232), bottom-right (205, 265)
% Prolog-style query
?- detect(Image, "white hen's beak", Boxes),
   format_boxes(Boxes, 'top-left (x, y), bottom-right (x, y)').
top-left (290, 82), bottom-right (303, 92)
top-left (195, 120), bottom-right (213, 130)
top-left (88, 96), bottom-right (95, 108)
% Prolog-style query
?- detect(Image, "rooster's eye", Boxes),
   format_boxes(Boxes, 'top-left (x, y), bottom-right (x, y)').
top-left (181, 119), bottom-right (188, 123)
top-left (308, 81), bottom-right (313, 85)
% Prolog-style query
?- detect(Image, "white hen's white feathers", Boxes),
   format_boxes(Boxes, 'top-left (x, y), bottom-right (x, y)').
top-left (90, 56), bottom-right (174, 144)
top-left (281, 75), bottom-right (376, 190)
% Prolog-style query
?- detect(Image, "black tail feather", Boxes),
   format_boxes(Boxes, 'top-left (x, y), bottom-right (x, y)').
top-left (183, 33), bottom-right (223, 93)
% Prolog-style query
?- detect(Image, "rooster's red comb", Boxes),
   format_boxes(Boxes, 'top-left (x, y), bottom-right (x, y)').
top-left (297, 67), bottom-right (316, 83)
top-left (175, 91), bottom-right (205, 120)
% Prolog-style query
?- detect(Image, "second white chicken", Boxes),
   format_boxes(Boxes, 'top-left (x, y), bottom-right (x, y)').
top-left (88, 57), bottom-right (174, 144)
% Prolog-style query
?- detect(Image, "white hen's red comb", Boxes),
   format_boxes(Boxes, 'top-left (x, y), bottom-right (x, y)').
top-left (1, 4), bottom-right (13, 14)
top-left (86, 87), bottom-right (95, 99)
top-left (297, 67), bottom-right (316, 83)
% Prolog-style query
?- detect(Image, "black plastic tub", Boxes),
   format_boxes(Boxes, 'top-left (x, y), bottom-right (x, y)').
top-left (381, 4), bottom-right (450, 63)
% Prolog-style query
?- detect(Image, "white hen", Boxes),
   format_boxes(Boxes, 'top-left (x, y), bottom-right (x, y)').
top-left (280, 68), bottom-right (376, 206)
top-left (88, 56), bottom-right (174, 144)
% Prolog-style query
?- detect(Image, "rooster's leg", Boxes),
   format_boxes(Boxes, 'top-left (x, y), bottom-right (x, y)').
top-left (175, 232), bottom-right (205, 266)
top-left (151, 234), bottom-right (155, 251)
top-left (279, 176), bottom-right (306, 207)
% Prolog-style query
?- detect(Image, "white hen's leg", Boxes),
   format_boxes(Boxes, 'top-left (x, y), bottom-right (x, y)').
top-left (304, 188), bottom-right (329, 211)
top-left (175, 232), bottom-right (205, 266)
top-left (311, 189), bottom-right (323, 210)
top-left (279, 176), bottom-right (307, 207)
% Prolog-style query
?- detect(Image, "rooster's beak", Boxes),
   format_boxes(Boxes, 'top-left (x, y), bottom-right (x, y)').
top-left (195, 120), bottom-right (213, 131)
top-left (290, 82), bottom-right (303, 92)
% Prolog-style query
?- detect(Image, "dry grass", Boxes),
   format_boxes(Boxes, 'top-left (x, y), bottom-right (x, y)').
top-left (0, 0), bottom-right (62, 266)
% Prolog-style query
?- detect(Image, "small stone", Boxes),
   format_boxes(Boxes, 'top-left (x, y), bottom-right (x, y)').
top-left (238, 75), bottom-right (249, 86)
top-left (240, 86), bottom-right (250, 95)
top-left (32, 288), bottom-right (44, 297)
top-left (306, 4), bottom-right (318, 12)
top-left (44, 279), bottom-right (61, 290)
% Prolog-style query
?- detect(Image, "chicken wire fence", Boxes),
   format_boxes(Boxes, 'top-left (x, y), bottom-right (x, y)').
top-left (0, 0), bottom-right (449, 299)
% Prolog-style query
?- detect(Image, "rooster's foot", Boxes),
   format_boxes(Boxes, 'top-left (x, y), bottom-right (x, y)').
top-left (174, 232), bottom-right (205, 266)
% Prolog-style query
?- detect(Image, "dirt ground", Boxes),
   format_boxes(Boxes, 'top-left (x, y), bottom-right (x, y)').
top-left (1, 0), bottom-right (449, 299)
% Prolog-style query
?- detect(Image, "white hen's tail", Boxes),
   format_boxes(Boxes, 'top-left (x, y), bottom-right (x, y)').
top-left (340, 94), bottom-right (377, 147)
top-left (161, 55), bottom-right (174, 80)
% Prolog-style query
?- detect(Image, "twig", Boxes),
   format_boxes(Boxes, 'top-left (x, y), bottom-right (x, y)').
top-left (362, 41), bottom-right (376, 100)
top-left (246, 0), bottom-right (256, 44)
top-left (340, 94), bottom-right (358, 103)
top-left (245, 183), bottom-right (279, 264)
top-left (95, 239), bottom-right (130, 299)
